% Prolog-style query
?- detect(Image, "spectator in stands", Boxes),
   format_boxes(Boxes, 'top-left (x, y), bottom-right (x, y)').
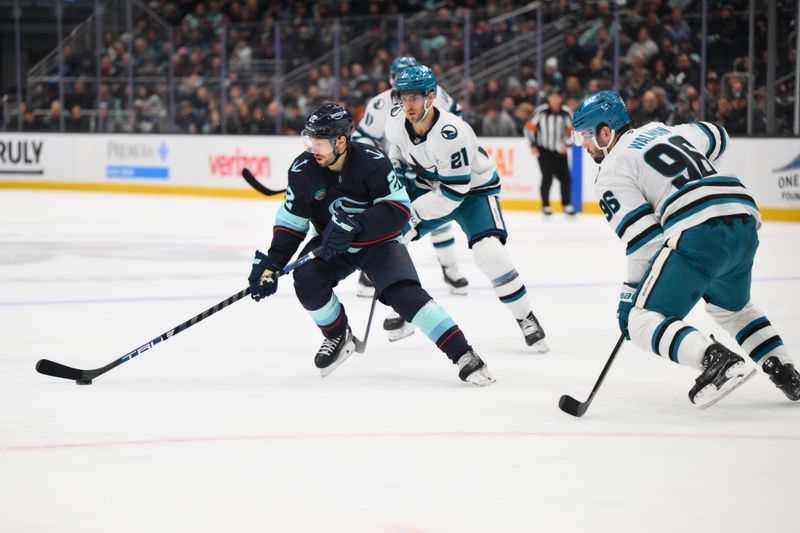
top-left (542, 57), bottom-right (563, 90)
top-left (776, 83), bottom-right (795, 134)
top-left (665, 9), bottom-right (691, 45)
top-left (317, 63), bottom-right (336, 99)
top-left (66, 105), bottom-right (90, 132)
top-left (667, 86), bottom-right (699, 126)
top-left (562, 31), bottom-right (589, 80)
top-left (621, 52), bottom-right (652, 96)
top-left (44, 100), bottom-right (63, 131)
top-left (625, 91), bottom-right (648, 128)
top-left (563, 75), bottom-right (583, 102)
top-left (641, 89), bottom-right (669, 123)
top-left (94, 102), bottom-right (120, 133)
top-left (715, 97), bottom-right (732, 129)
top-left (589, 25), bottom-right (614, 65)
top-left (704, 71), bottom-right (722, 121)
top-left (667, 53), bottom-right (699, 97)
top-left (482, 99), bottom-right (517, 137)
top-left (176, 100), bottom-right (202, 133)
top-left (283, 104), bottom-right (305, 134)
top-left (513, 102), bottom-right (534, 134)
top-left (626, 26), bottom-right (659, 66)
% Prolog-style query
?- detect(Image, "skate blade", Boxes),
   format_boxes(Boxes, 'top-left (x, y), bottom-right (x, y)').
top-left (356, 286), bottom-right (375, 298)
top-left (387, 323), bottom-right (415, 342)
top-left (528, 338), bottom-right (549, 353)
top-left (694, 364), bottom-right (756, 409)
top-left (465, 367), bottom-right (496, 386)
top-left (319, 341), bottom-right (356, 378)
top-left (448, 285), bottom-right (468, 296)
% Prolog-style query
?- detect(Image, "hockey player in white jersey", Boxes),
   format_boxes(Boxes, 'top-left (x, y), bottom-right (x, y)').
top-left (384, 65), bottom-right (549, 352)
top-left (572, 90), bottom-right (800, 407)
top-left (353, 56), bottom-right (469, 304)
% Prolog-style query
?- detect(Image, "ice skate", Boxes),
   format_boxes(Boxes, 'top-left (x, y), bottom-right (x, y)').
top-left (689, 342), bottom-right (756, 408)
top-left (564, 204), bottom-right (576, 217)
top-left (517, 311), bottom-right (549, 353)
top-left (383, 311), bottom-right (415, 341)
top-left (762, 356), bottom-right (800, 401)
top-left (457, 349), bottom-right (495, 386)
top-left (542, 206), bottom-right (553, 217)
top-left (442, 265), bottom-right (468, 295)
top-left (315, 326), bottom-right (356, 377)
top-left (356, 271), bottom-right (375, 298)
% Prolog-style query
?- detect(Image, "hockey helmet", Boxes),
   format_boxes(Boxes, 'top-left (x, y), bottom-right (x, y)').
top-left (394, 65), bottom-right (437, 98)
top-left (302, 103), bottom-right (354, 141)
top-left (572, 90), bottom-right (630, 145)
top-left (390, 56), bottom-right (418, 76)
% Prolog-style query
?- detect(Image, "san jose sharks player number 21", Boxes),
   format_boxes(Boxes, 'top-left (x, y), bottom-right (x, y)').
top-left (247, 103), bottom-right (495, 385)
top-left (385, 65), bottom-right (549, 352)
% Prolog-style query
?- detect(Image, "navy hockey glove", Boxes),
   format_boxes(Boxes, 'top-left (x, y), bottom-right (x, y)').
top-left (248, 250), bottom-right (281, 301)
top-left (321, 211), bottom-right (362, 261)
top-left (617, 282), bottom-right (639, 340)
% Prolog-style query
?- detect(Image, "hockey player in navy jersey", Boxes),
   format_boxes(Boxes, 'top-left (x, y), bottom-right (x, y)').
top-left (385, 66), bottom-right (549, 352)
top-left (247, 103), bottom-right (494, 385)
top-left (353, 56), bottom-right (469, 301)
top-left (573, 90), bottom-right (800, 407)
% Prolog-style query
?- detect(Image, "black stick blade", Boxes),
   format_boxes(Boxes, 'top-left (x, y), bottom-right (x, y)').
top-left (558, 394), bottom-right (587, 418)
top-left (242, 168), bottom-right (286, 196)
top-left (36, 359), bottom-right (84, 381)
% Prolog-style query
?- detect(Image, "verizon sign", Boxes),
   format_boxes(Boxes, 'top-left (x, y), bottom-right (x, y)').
top-left (209, 149), bottom-right (271, 180)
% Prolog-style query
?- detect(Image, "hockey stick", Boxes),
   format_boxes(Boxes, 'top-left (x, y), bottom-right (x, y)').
top-left (558, 334), bottom-right (626, 417)
top-left (242, 167), bottom-right (286, 196)
top-left (354, 292), bottom-right (379, 353)
top-left (35, 247), bottom-right (323, 385)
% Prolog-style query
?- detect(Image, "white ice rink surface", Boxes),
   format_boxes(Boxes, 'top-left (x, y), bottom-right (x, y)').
top-left (1, 190), bottom-right (798, 533)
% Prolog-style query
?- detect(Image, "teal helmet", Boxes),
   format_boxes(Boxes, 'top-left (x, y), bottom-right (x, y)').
top-left (394, 65), bottom-right (437, 97)
top-left (390, 56), bottom-right (418, 76)
top-left (572, 90), bottom-right (630, 145)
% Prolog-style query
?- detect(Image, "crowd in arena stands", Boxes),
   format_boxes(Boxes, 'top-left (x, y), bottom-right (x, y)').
top-left (8, 0), bottom-right (798, 136)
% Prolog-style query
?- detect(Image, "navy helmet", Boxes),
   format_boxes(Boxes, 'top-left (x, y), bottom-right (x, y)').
top-left (394, 65), bottom-right (437, 97)
top-left (572, 90), bottom-right (630, 145)
top-left (390, 56), bottom-right (418, 76)
top-left (302, 103), bottom-right (354, 141)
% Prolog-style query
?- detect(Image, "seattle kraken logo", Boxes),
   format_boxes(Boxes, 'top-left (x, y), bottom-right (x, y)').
top-left (328, 196), bottom-right (370, 216)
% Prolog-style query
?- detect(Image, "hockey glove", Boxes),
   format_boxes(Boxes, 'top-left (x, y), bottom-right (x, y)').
top-left (248, 250), bottom-right (281, 301)
top-left (321, 210), bottom-right (362, 261)
top-left (617, 282), bottom-right (639, 340)
top-left (401, 206), bottom-right (423, 242)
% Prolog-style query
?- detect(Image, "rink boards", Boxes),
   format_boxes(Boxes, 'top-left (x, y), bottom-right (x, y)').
top-left (0, 132), bottom-right (798, 221)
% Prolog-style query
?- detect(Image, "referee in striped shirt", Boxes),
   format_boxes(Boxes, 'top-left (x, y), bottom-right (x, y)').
top-left (525, 87), bottom-right (575, 216)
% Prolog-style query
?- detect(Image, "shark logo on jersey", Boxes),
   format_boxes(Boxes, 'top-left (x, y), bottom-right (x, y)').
top-left (313, 187), bottom-right (327, 201)
top-left (374, 99), bottom-right (385, 110)
top-left (291, 159), bottom-right (309, 173)
top-left (364, 148), bottom-right (385, 160)
top-left (441, 125), bottom-right (458, 140)
top-left (390, 106), bottom-right (401, 117)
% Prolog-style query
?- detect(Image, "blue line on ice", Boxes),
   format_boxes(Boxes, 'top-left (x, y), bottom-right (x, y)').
top-left (2, 276), bottom-right (799, 307)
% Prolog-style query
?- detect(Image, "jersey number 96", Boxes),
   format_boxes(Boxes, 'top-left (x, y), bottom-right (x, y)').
top-left (599, 191), bottom-right (620, 221)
